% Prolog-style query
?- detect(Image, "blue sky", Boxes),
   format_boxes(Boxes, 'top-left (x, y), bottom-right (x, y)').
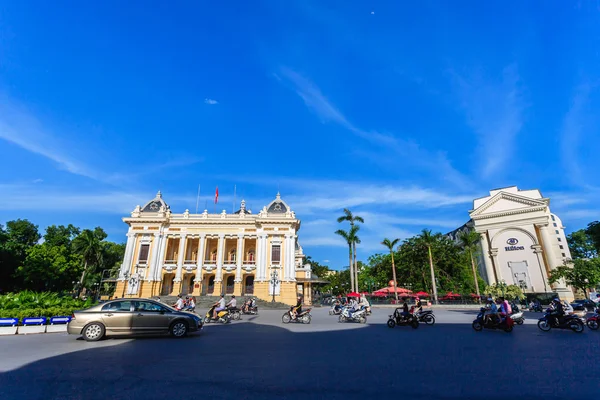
top-left (1, 1), bottom-right (599, 269)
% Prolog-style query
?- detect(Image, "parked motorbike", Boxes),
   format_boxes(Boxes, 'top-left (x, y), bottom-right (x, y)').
top-left (227, 306), bottom-right (241, 321)
top-left (204, 306), bottom-right (231, 324)
top-left (413, 308), bottom-right (435, 325)
top-left (282, 308), bottom-right (312, 324)
top-left (339, 306), bottom-right (367, 324)
top-left (472, 307), bottom-right (514, 333)
top-left (537, 309), bottom-right (584, 333)
top-left (529, 303), bottom-right (543, 312)
top-left (585, 312), bottom-right (599, 330)
top-left (387, 308), bottom-right (419, 329)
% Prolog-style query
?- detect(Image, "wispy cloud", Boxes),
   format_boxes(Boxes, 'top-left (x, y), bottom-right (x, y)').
top-left (0, 95), bottom-right (101, 180)
top-left (275, 67), bottom-right (470, 188)
top-left (451, 63), bottom-right (526, 179)
top-left (204, 98), bottom-right (219, 105)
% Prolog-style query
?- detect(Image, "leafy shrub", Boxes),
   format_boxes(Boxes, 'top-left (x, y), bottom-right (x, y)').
top-left (0, 307), bottom-right (79, 320)
top-left (0, 291), bottom-right (94, 311)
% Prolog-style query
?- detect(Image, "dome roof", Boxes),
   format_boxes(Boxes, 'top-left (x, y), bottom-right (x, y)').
top-left (266, 192), bottom-right (290, 214)
top-left (141, 191), bottom-right (169, 213)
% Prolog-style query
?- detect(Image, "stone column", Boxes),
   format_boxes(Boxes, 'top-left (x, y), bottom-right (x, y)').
top-left (489, 248), bottom-right (503, 283)
top-left (479, 232), bottom-right (496, 285)
top-left (119, 232), bottom-right (136, 280)
top-left (174, 234), bottom-right (187, 283)
top-left (235, 234), bottom-right (244, 282)
top-left (146, 233), bottom-right (161, 281)
top-left (216, 234), bottom-right (225, 282)
top-left (154, 235), bottom-right (168, 281)
top-left (531, 244), bottom-right (548, 292)
top-left (257, 233), bottom-right (267, 281)
top-left (194, 234), bottom-right (206, 283)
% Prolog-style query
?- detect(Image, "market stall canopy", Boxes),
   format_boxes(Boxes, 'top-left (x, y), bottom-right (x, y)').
top-left (373, 286), bottom-right (412, 294)
top-left (413, 291), bottom-right (430, 297)
top-left (347, 292), bottom-right (360, 297)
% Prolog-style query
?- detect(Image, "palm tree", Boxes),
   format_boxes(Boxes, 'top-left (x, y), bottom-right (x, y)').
top-left (337, 209), bottom-right (364, 292)
top-left (73, 229), bottom-right (103, 295)
top-left (335, 225), bottom-right (360, 293)
top-left (459, 230), bottom-right (482, 304)
top-left (381, 238), bottom-right (400, 301)
top-left (420, 229), bottom-right (439, 304)
top-left (350, 227), bottom-right (361, 292)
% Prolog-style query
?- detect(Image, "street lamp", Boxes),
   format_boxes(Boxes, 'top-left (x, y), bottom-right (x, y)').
top-left (270, 270), bottom-right (280, 303)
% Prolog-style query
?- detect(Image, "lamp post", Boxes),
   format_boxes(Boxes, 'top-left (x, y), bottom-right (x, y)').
top-left (270, 270), bottom-right (280, 303)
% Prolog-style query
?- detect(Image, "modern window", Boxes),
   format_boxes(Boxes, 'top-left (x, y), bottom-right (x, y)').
top-left (551, 215), bottom-right (556, 221)
top-left (271, 245), bottom-right (281, 264)
top-left (553, 223), bottom-right (557, 227)
top-left (559, 245), bottom-right (564, 249)
top-left (138, 244), bottom-right (150, 264)
top-left (555, 230), bottom-right (559, 234)
top-left (558, 238), bottom-right (562, 242)
top-left (562, 253), bottom-right (566, 257)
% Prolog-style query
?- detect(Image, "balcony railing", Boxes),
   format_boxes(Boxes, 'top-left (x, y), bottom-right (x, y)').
top-left (164, 259), bottom-right (177, 265)
top-left (243, 260), bottom-right (256, 265)
top-left (184, 260), bottom-right (197, 265)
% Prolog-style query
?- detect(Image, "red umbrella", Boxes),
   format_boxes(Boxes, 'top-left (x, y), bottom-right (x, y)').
top-left (347, 292), bottom-right (360, 297)
top-left (470, 293), bottom-right (481, 298)
top-left (414, 291), bottom-right (429, 297)
top-left (372, 292), bottom-right (387, 297)
top-left (373, 286), bottom-right (412, 294)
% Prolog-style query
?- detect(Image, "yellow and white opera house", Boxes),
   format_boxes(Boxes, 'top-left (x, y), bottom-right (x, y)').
top-left (115, 191), bottom-right (314, 305)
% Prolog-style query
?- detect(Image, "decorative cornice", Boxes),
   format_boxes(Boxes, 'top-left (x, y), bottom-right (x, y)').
top-left (471, 206), bottom-right (547, 220)
top-left (471, 191), bottom-right (548, 218)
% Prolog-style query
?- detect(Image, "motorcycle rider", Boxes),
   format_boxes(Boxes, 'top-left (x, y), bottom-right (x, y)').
top-left (484, 297), bottom-right (498, 325)
top-left (212, 294), bottom-right (226, 320)
top-left (226, 295), bottom-right (237, 310)
top-left (550, 297), bottom-right (565, 326)
top-left (497, 297), bottom-right (510, 324)
top-left (242, 297), bottom-right (251, 313)
top-left (359, 295), bottom-right (370, 314)
top-left (291, 295), bottom-right (303, 320)
top-left (400, 297), bottom-right (410, 322)
top-left (347, 296), bottom-right (358, 319)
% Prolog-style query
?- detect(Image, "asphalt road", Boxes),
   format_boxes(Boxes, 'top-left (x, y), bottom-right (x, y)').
top-left (0, 307), bottom-right (598, 400)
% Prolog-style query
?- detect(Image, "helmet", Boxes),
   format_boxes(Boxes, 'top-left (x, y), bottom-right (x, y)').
top-left (232, 295), bottom-right (235, 298)
top-left (553, 297), bottom-right (560, 302)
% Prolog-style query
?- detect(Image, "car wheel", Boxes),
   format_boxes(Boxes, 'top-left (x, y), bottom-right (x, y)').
top-left (170, 321), bottom-right (189, 338)
top-left (82, 322), bottom-right (105, 342)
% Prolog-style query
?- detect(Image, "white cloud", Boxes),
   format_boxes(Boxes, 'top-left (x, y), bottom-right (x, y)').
top-left (204, 98), bottom-right (219, 105)
top-left (276, 67), bottom-right (470, 188)
top-left (451, 64), bottom-right (526, 179)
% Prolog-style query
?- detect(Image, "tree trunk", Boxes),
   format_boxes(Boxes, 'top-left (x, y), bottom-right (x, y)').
top-left (391, 251), bottom-right (398, 302)
top-left (348, 245), bottom-right (354, 294)
top-left (469, 250), bottom-right (481, 304)
top-left (353, 242), bottom-right (359, 293)
top-left (428, 246), bottom-right (438, 304)
top-left (78, 260), bottom-right (88, 297)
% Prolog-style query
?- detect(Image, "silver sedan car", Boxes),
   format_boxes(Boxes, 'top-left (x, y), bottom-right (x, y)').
top-left (67, 298), bottom-right (203, 341)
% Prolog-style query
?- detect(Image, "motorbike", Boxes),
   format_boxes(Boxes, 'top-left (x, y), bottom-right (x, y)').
top-left (387, 308), bottom-right (419, 329)
top-left (510, 310), bottom-right (525, 325)
top-left (204, 306), bottom-right (231, 324)
top-left (529, 303), bottom-right (543, 312)
top-left (241, 305), bottom-right (259, 315)
top-left (227, 306), bottom-right (241, 321)
top-left (282, 308), bottom-right (312, 324)
top-left (329, 302), bottom-right (343, 316)
top-left (338, 306), bottom-right (367, 324)
top-left (537, 309), bottom-right (584, 333)
top-left (412, 307), bottom-right (435, 325)
top-left (586, 312), bottom-right (599, 330)
top-left (472, 307), bottom-right (514, 333)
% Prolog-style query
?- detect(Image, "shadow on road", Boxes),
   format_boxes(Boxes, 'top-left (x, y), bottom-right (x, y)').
top-left (0, 319), bottom-right (598, 400)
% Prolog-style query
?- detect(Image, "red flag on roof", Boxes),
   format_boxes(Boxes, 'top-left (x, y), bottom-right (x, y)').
top-left (215, 186), bottom-right (219, 204)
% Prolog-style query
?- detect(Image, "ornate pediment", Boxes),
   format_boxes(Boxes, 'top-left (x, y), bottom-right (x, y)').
top-left (470, 191), bottom-right (548, 219)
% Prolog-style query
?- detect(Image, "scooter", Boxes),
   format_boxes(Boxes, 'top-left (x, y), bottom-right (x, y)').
top-left (387, 308), bottom-right (419, 329)
top-left (227, 306), bottom-right (241, 321)
top-left (204, 306), bottom-right (231, 324)
top-left (529, 303), bottom-right (543, 312)
top-left (586, 312), bottom-right (599, 330)
top-left (472, 307), bottom-right (514, 333)
top-left (329, 302), bottom-right (343, 315)
top-left (537, 309), bottom-right (584, 333)
top-left (510, 311), bottom-right (525, 325)
top-left (282, 308), bottom-right (312, 324)
top-left (339, 306), bottom-right (367, 324)
top-left (241, 299), bottom-right (259, 315)
top-left (412, 307), bottom-right (435, 325)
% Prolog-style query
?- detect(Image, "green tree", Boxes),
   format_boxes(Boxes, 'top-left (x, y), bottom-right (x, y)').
top-left (567, 229), bottom-right (597, 259)
top-left (483, 283), bottom-right (525, 301)
top-left (0, 219), bottom-right (41, 292)
top-left (586, 221), bottom-right (600, 255)
top-left (381, 238), bottom-right (400, 301)
top-left (73, 228), bottom-right (106, 293)
top-left (419, 229), bottom-right (439, 304)
top-left (335, 225), bottom-right (360, 293)
top-left (304, 256), bottom-right (330, 279)
top-left (43, 224), bottom-right (80, 248)
top-left (549, 258), bottom-right (600, 298)
top-left (337, 209), bottom-right (364, 293)
top-left (16, 243), bottom-right (83, 292)
top-left (458, 230), bottom-right (482, 303)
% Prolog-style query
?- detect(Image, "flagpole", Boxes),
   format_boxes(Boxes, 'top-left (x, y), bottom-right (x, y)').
top-left (233, 185), bottom-right (236, 213)
top-left (195, 184), bottom-right (200, 214)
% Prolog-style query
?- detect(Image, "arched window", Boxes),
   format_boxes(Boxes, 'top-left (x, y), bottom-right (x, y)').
top-left (229, 250), bottom-right (236, 262)
top-left (247, 249), bottom-right (255, 262)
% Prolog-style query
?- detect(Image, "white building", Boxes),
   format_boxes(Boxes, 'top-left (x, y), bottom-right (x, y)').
top-left (450, 186), bottom-right (574, 300)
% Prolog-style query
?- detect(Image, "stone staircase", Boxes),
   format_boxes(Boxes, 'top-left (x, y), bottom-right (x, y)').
top-left (157, 295), bottom-right (289, 310)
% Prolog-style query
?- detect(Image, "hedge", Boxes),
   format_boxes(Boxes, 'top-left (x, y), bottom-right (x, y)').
top-left (0, 307), bottom-right (77, 320)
